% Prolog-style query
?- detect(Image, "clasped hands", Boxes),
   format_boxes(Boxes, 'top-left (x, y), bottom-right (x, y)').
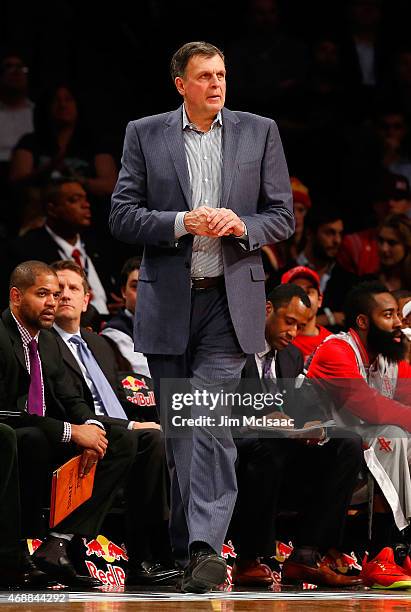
top-left (184, 206), bottom-right (245, 238)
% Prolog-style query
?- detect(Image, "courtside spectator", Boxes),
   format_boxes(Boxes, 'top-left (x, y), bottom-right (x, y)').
top-left (101, 257), bottom-right (150, 376)
top-left (6, 178), bottom-right (115, 314)
top-left (281, 266), bottom-right (331, 362)
top-left (376, 214), bottom-right (411, 291)
top-left (338, 172), bottom-right (410, 276)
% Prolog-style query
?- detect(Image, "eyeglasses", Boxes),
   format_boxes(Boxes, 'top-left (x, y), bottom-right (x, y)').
top-left (1, 62), bottom-right (29, 74)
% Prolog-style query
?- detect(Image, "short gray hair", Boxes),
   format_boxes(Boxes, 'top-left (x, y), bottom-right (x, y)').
top-left (170, 41), bottom-right (224, 81)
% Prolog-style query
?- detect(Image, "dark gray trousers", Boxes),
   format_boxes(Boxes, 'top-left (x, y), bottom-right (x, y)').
top-left (147, 286), bottom-right (246, 566)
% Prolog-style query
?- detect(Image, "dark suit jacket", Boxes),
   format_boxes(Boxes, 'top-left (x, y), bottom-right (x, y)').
top-left (240, 344), bottom-right (327, 426)
top-left (0, 309), bottom-right (101, 445)
top-left (4, 226), bottom-right (116, 310)
top-left (110, 106), bottom-right (294, 355)
top-left (53, 327), bottom-right (136, 429)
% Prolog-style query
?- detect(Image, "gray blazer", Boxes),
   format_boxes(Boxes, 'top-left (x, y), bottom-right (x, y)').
top-left (110, 106), bottom-right (294, 355)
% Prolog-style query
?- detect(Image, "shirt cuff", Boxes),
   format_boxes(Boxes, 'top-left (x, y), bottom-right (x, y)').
top-left (175, 211), bottom-right (189, 239)
top-left (127, 421), bottom-right (135, 430)
top-left (235, 222), bottom-right (249, 250)
top-left (85, 419), bottom-right (106, 431)
top-left (62, 422), bottom-right (72, 443)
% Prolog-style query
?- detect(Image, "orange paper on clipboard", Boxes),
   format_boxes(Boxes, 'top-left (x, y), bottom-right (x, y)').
top-left (49, 455), bottom-right (96, 528)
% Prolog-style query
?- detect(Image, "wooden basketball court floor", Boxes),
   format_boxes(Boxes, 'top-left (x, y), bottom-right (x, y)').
top-left (1, 586), bottom-right (411, 611)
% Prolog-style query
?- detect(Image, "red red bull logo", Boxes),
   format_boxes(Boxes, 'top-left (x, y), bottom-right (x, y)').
top-left (85, 561), bottom-right (125, 586)
top-left (83, 535), bottom-right (128, 563)
top-left (323, 551), bottom-right (362, 573)
top-left (221, 540), bottom-right (237, 560)
top-left (27, 539), bottom-right (43, 555)
top-left (122, 376), bottom-right (149, 392)
top-left (275, 540), bottom-right (294, 563)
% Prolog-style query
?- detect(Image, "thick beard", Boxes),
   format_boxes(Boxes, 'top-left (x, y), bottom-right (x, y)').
top-left (367, 320), bottom-right (406, 362)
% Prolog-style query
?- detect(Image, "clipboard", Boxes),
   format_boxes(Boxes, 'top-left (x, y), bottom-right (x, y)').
top-left (49, 455), bottom-right (96, 528)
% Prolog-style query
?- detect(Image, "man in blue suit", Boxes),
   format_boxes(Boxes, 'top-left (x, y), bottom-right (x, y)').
top-left (110, 41), bottom-right (294, 592)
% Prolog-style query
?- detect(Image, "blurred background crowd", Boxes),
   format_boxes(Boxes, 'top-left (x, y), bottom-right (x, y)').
top-left (1, 0), bottom-right (411, 318)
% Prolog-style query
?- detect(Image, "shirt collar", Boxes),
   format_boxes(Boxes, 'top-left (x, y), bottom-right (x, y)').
top-left (53, 323), bottom-right (81, 343)
top-left (257, 340), bottom-right (276, 360)
top-left (44, 224), bottom-right (82, 255)
top-left (11, 311), bottom-right (39, 344)
top-left (182, 104), bottom-right (222, 132)
top-left (124, 308), bottom-right (134, 319)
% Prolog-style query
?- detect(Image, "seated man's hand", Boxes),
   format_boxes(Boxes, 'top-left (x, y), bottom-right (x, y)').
top-left (296, 420), bottom-right (326, 446)
top-left (71, 424), bottom-right (108, 458)
top-left (132, 421), bottom-right (161, 431)
top-left (79, 448), bottom-right (99, 478)
top-left (206, 208), bottom-right (245, 237)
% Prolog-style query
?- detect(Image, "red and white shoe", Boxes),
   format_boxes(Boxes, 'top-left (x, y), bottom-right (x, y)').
top-left (361, 547), bottom-right (411, 589)
top-left (403, 556), bottom-right (411, 576)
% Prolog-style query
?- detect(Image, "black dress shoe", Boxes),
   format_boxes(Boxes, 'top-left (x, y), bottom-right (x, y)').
top-left (22, 550), bottom-right (53, 587)
top-left (33, 536), bottom-right (100, 587)
top-left (182, 551), bottom-right (227, 593)
top-left (125, 560), bottom-right (183, 586)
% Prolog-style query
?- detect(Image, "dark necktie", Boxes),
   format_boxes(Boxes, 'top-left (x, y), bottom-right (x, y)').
top-left (70, 335), bottom-right (127, 419)
top-left (71, 248), bottom-right (83, 269)
top-left (262, 350), bottom-right (275, 380)
top-left (27, 338), bottom-right (43, 416)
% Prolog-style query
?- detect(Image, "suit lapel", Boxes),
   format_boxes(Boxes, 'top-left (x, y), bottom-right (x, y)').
top-left (164, 108), bottom-right (191, 210)
top-left (2, 309), bottom-right (29, 373)
top-left (221, 108), bottom-right (240, 209)
top-left (52, 329), bottom-right (84, 378)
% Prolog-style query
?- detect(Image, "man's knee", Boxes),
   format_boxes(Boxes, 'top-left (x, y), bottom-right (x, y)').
top-left (15, 427), bottom-right (51, 464)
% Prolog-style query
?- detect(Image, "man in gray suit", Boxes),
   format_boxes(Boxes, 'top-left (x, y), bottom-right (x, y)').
top-left (110, 41), bottom-right (294, 593)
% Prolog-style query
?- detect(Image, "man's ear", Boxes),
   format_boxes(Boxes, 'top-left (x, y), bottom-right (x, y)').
top-left (175, 76), bottom-right (185, 97)
top-left (357, 313), bottom-right (369, 331)
top-left (317, 292), bottom-right (323, 309)
top-left (46, 201), bottom-right (56, 220)
top-left (266, 301), bottom-right (274, 318)
top-left (9, 286), bottom-right (21, 308)
top-left (82, 292), bottom-right (91, 313)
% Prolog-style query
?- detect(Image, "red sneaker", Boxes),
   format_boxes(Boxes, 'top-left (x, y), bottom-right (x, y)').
top-left (361, 547), bottom-right (411, 589)
top-left (403, 556), bottom-right (411, 576)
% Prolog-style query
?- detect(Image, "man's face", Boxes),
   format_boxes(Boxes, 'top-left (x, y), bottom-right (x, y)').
top-left (366, 292), bottom-right (405, 360)
top-left (265, 296), bottom-right (310, 350)
top-left (290, 277), bottom-right (322, 319)
top-left (51, 87), bottom-right (78, 126)
top-left (387, 197), bottom-right (411, 215)
top-left (121, 269), bottom-right (139, 314)
top-left (175, 54), bottom-right (226, 122)
top-left (48, 183), bottom-right (91, 230)
top-left (0, 55), bottom-right (28, 94)
top-left (55, 269), bottom-right (89, 327)
top-left (377, 227), bottom-right (406, 267)
top-left (11, 273), bottom-right (60, 332)
top-left (313, 219), bottom-right (344, 260)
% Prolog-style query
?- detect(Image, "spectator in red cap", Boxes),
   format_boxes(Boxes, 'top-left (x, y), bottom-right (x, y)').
top-left (263, 176), bottom-right (311, 271)
top-left (338, 172), bottom-right (411, 276)
top-left (281, 266), bottom-right (332, 362)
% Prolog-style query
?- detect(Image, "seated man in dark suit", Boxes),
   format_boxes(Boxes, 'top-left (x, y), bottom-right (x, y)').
top-left (0, 423), bottom-right (45, 588)
top-left (51, 259), bottom-right (180, 586)
top-left (0, 260), bottom-right (135, 586)
top-left (230, 284), bottom-right (363, 588)
top-left (5, 178), bottom-right (118, 314)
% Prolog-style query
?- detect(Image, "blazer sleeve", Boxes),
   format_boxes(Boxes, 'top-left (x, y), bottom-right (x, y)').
top-left (109, 121), bottom-right (178, 246)
top-left (240, 120), bottom-right (294, 250)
